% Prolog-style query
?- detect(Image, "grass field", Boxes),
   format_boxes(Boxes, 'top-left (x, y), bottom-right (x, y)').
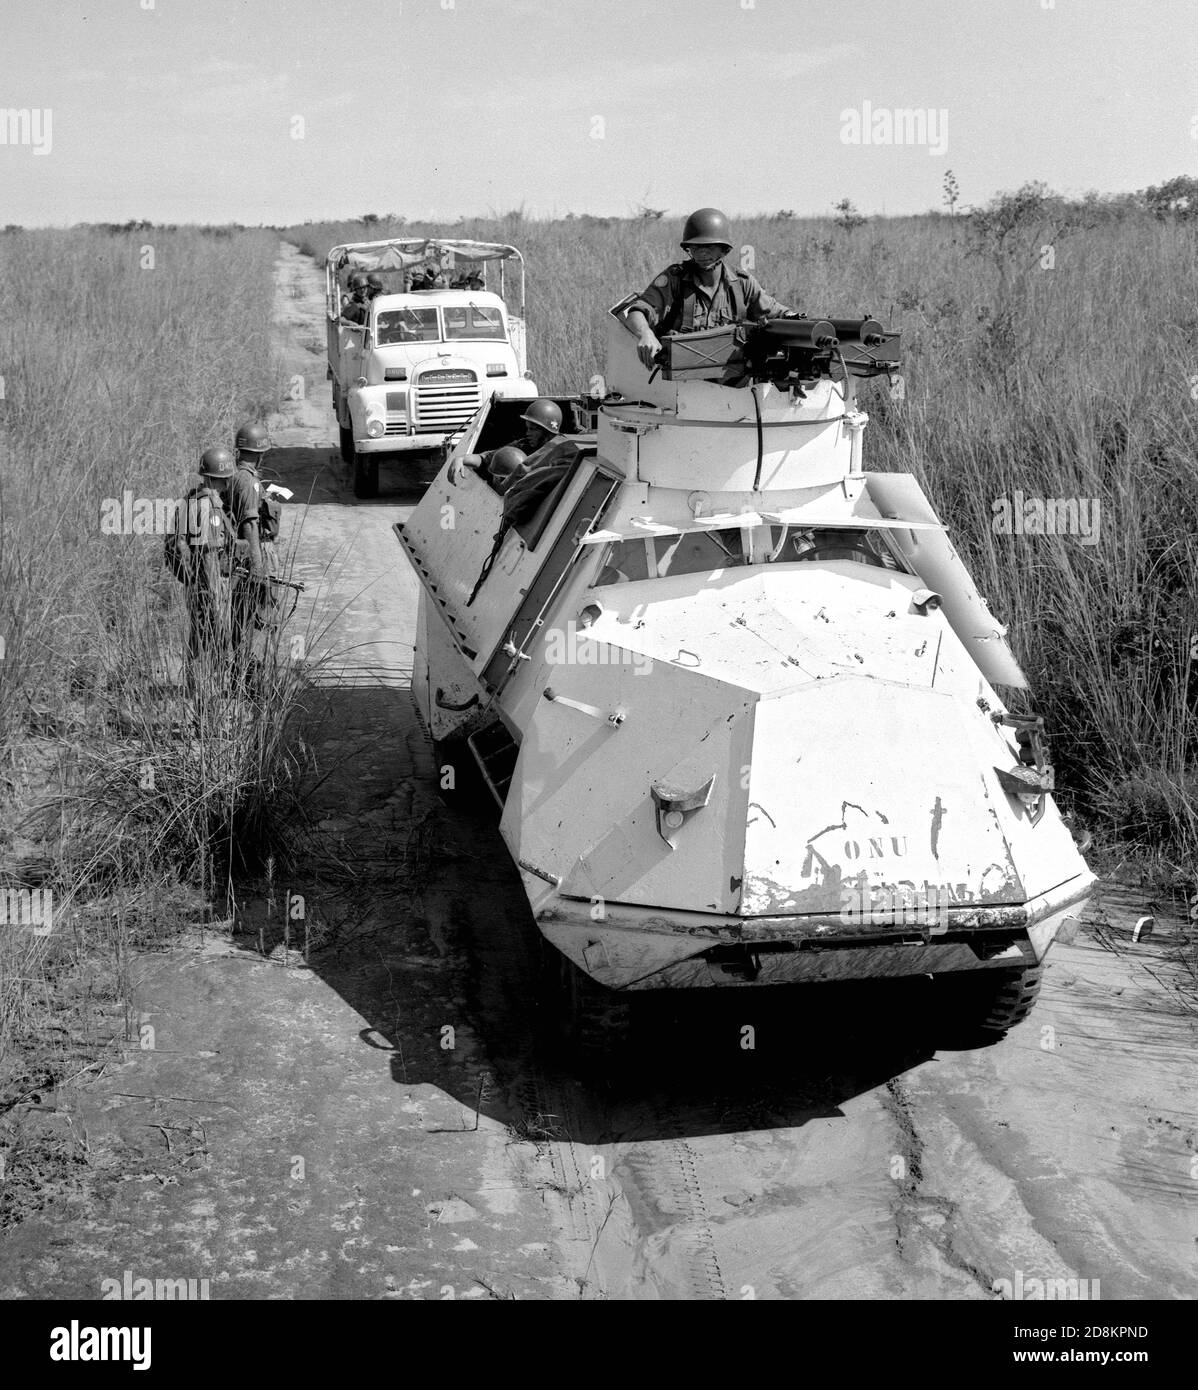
top-left (291, 200), bottom-right (1198, 871)
top-left (0, 227), bottom-right (290, 1160)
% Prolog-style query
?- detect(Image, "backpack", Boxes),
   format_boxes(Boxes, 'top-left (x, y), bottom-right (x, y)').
top-left (656, 262), bottom-right (749, 335)
top-left (164, 485), bottom-right (233, 582)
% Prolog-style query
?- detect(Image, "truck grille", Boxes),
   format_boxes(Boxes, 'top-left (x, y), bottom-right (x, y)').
top-left (414, 375), bottom-right (480, 434)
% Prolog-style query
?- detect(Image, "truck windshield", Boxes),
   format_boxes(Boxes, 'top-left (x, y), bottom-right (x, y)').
top-left (376, 307), bottom-right (441, 345)
top-left (442, 305), bottom-right (507, 341)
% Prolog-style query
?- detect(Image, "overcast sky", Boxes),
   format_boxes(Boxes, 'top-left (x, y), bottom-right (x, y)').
top-left (1, 0), bottom-right (1192, 226)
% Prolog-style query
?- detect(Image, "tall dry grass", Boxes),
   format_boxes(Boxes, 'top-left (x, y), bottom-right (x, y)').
top-left (0, 227), bottom-right (300, 1133)
top-left (287, 205), bottom-right (1198, 871)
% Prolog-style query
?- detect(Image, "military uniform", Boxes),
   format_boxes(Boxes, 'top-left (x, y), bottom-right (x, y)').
top-left (629, 261), bottom-right (791, 335)
top-left (175, 484), bottom-right (235, 665)
top-left (342, 296), bottom-right (368, 325)
top-left (228, 460), bottom-right (276, 654)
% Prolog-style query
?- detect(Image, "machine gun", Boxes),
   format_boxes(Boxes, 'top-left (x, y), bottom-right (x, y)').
top-left (230, 559), bottom-right (307, 628)
top-left (655, 315), bottom-right (900, 390)
top-left (742, 316), bottom-right (900, 388)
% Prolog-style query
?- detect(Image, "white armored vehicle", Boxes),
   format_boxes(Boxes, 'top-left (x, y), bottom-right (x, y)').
top-left (394, 307), bottom-right (1096, 1058)
top-left (326, 238), bottom-right (537, 497)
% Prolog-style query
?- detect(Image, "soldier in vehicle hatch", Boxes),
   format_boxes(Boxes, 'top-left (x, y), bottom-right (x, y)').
top-left (621, 206), bottom-right (796, 370)
top-left (453, 399), bottom-right (566, 487)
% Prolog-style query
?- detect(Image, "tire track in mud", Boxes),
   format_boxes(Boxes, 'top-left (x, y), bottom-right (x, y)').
top-left (439, 834), bottom-right (741, 1298)
top-left (439, 858), bottom-right (611, 1287)
top-left (882, 1076), bottom-right (996, 1297)
top-left (668, 1139), bottom-right (730, 1299)
top-left (621, 1138), bottom-right (729, 1300)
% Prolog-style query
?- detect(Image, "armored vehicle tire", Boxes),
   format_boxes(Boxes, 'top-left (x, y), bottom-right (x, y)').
top-left (339, 424), bottom-right (354, 465)
top-left (540, 940), bottom-right (635, 1067)
top-left (937, 963), bottom-right (1045, 1046)
top-left (431, 735), bottom-right (489, 812)
top-left (352, 447), bottom-right (379, 499)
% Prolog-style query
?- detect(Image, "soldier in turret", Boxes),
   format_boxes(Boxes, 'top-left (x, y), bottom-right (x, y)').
top-left (622, 207), bottom-right (795, 369)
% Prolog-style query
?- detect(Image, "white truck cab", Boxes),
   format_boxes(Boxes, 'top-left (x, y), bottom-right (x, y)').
top-left (326, 238), bottom-right (539, 497)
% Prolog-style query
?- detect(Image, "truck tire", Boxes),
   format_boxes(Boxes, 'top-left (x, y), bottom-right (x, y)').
top-left (339, 424), bottom-right (354, 465)
top-left (352, 447), bottom-right (379, 499)
top-left (937, 963), bottom-right (1045, 1046)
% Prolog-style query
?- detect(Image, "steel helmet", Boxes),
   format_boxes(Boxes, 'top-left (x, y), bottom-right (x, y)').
top-left (680, 207), bottom-right (733, 250)
top-left (520, 399), bottom-right (563, 434)
top-left (348, 270), bottom-right (367, 290)
top-left (366, 272), bottom-right (385, 292)
top-left (234, 421), bottom-right (270, 453)
top-left (488, 444), bottom-right (527, 492)
top-left (199, 446), bottom-right (235, 479)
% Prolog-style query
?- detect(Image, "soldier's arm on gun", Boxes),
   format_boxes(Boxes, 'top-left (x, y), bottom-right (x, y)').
top-left (622, 274), bottom-right (676, 369)
top-left (623, 308), bottom-right (663, 369)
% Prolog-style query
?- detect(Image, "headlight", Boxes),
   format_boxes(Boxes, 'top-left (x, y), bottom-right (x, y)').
top-left (366, 418), bottom-right (385, 438)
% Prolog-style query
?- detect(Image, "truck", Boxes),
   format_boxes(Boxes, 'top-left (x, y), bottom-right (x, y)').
top-left (325, 238), bottom-right (538, 497)
top-left (393, 306), bottom-right (1097, 1062)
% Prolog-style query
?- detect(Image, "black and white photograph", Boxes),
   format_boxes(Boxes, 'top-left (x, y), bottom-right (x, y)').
top-left (0, 0), bottom-right (1194, 1341)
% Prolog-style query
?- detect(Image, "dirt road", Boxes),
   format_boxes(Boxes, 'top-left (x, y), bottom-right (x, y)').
top-left (1, 243), bottom-right (1193, 1301)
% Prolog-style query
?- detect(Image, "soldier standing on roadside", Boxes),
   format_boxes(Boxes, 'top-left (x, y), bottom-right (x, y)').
top-left (171, 448), bottom-right (237, 674)
top-left (228, 422), bottom-right (276, 661)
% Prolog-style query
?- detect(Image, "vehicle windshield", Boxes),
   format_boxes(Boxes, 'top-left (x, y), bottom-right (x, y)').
top-left (442, 305), bottom-right (507, 341)
top-left (376, 307), bottom-right (441, 346)
top-left (594, 525), bottom-right (902, 586)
